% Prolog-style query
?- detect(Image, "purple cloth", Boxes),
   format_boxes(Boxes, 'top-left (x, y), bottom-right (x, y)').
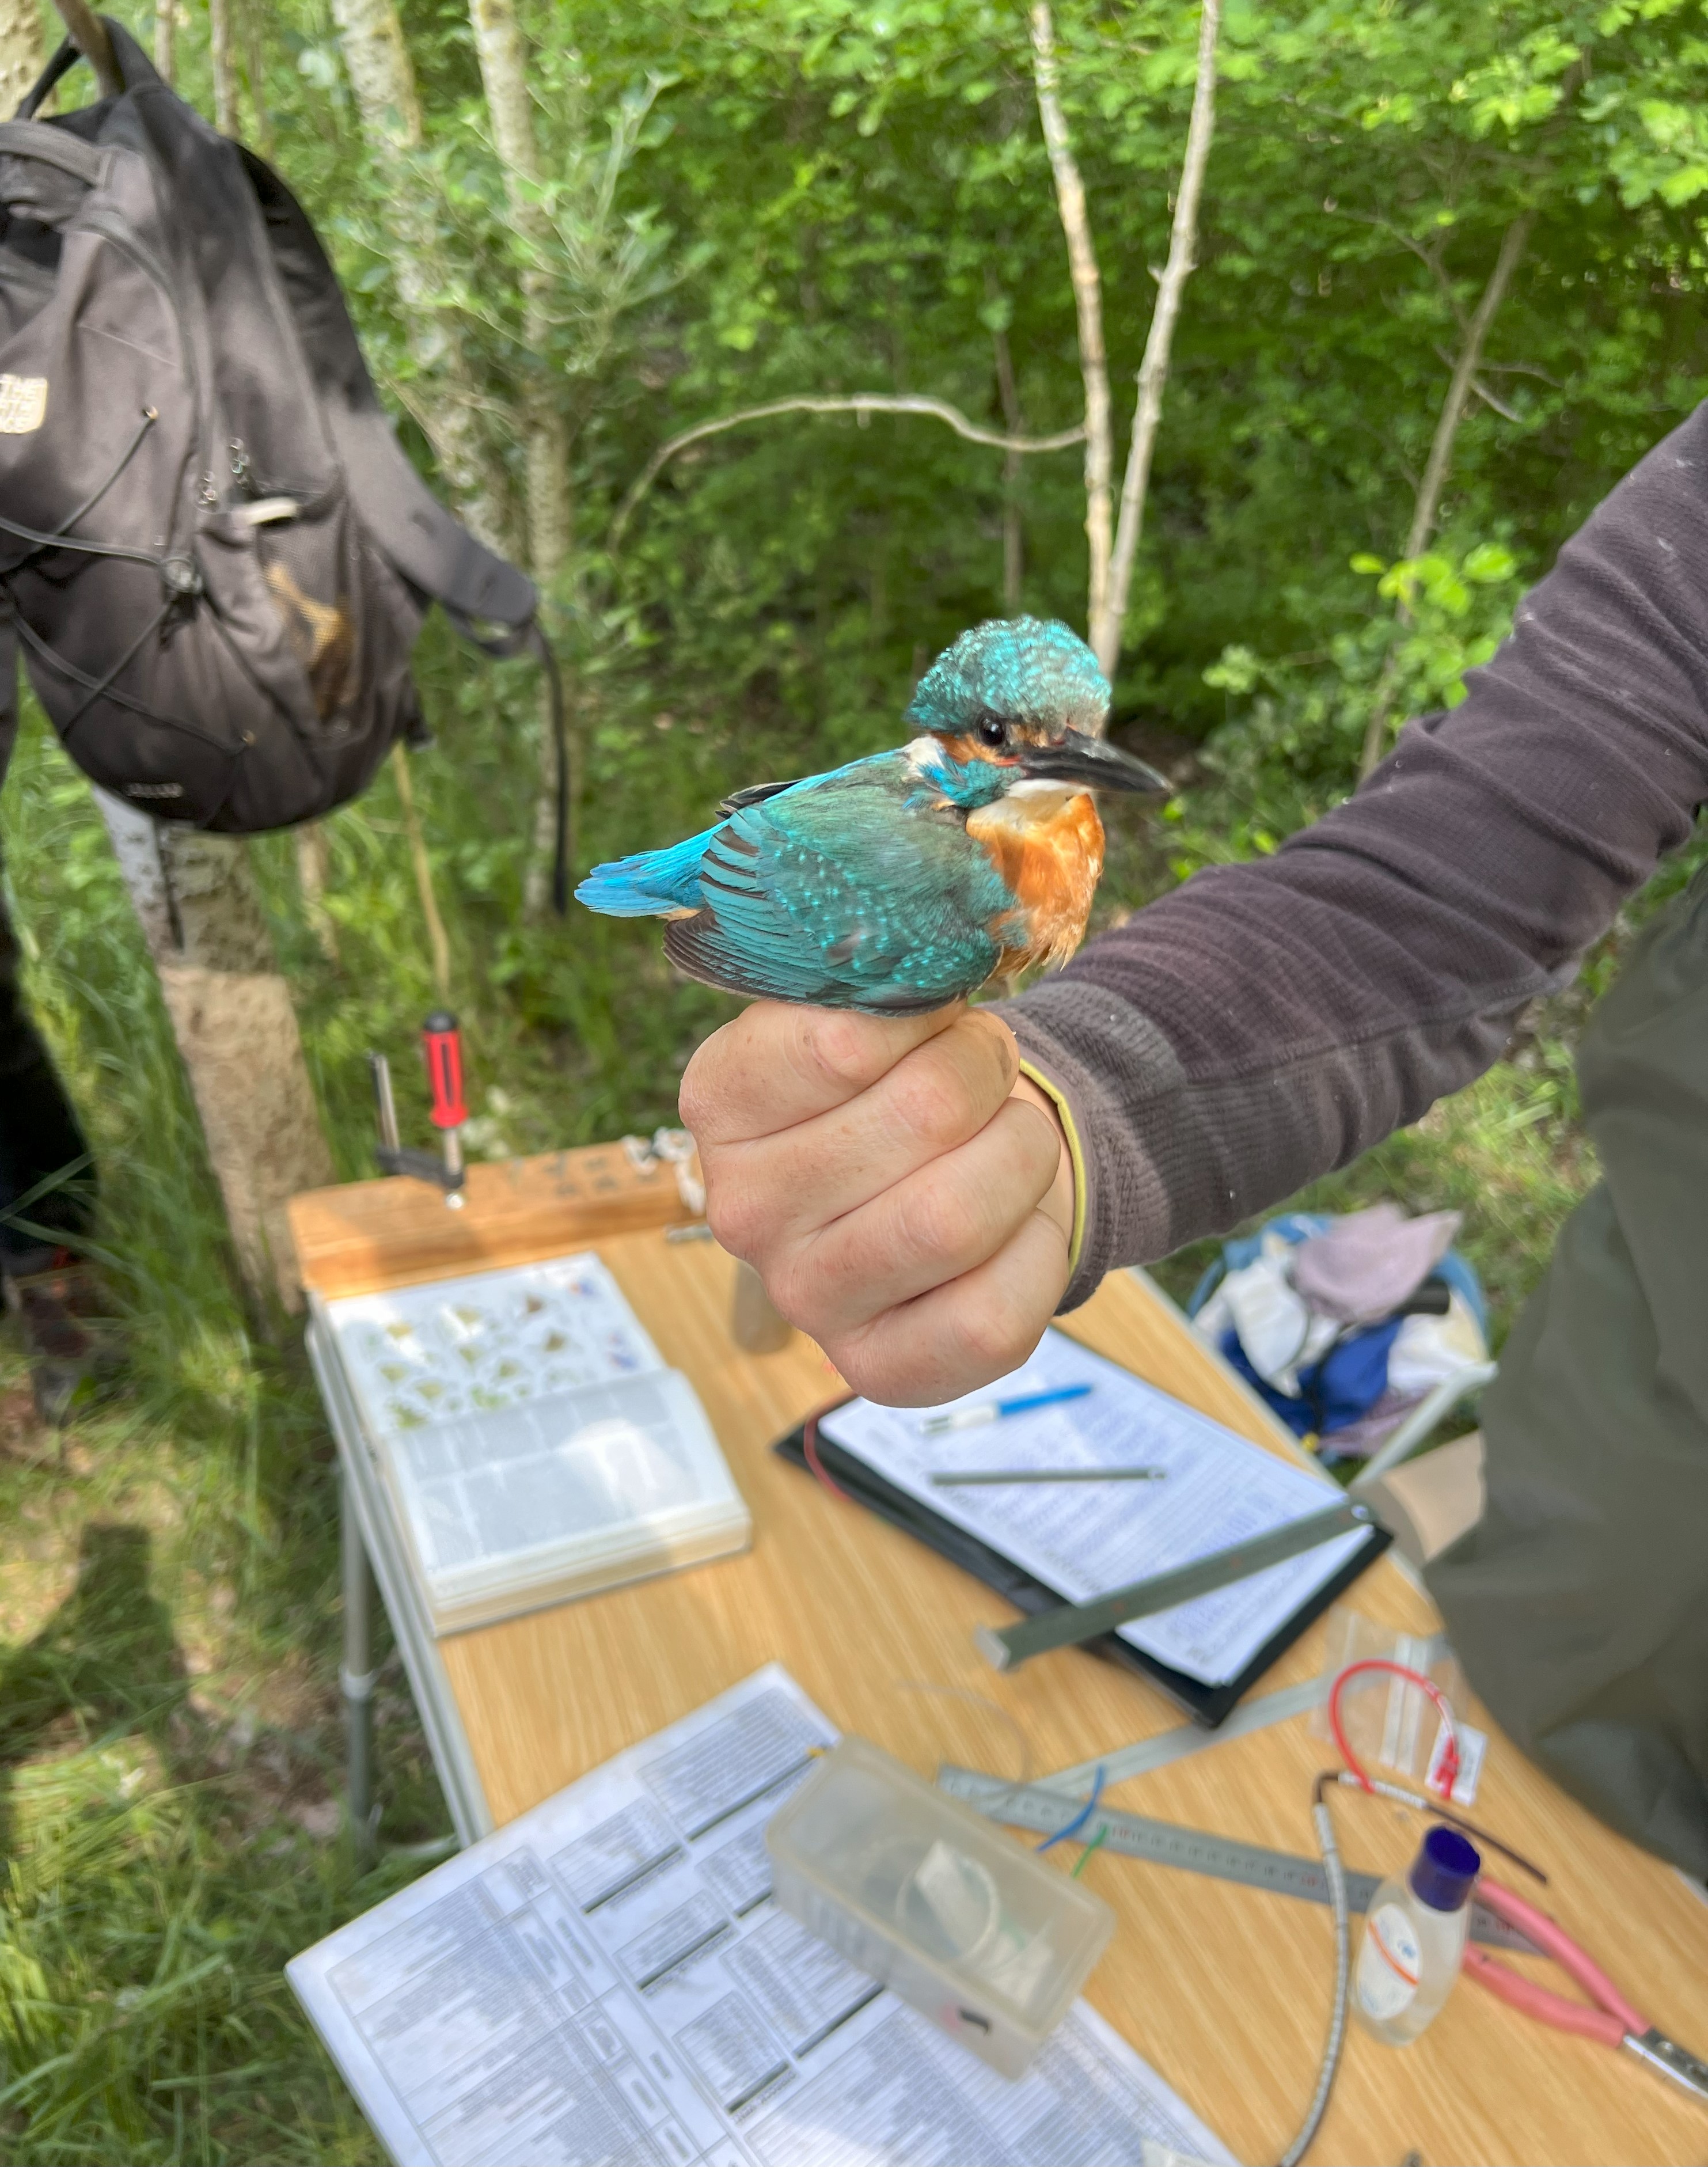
top-left (1291, 1204), bottom-right (1460, 1326)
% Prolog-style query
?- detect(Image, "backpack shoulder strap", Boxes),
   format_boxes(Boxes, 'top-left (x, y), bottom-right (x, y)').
top-left (0, 120), bottom-right (106, 183)
top-left (237, 148), bottom-right (535, 630)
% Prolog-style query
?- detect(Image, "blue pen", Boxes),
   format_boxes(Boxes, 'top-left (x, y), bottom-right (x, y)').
top-left (918, 1383), bottom-right (1093, 1436)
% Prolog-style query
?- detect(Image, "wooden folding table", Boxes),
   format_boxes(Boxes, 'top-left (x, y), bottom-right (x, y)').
top-left (288, 1148), bottom-right (1708, 2167)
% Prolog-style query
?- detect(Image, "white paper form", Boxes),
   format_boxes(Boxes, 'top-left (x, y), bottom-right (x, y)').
top-left (288, 1668), bottom-right (1233, 2167)
top-left (817, 1331), bottom-right (1365, 1686)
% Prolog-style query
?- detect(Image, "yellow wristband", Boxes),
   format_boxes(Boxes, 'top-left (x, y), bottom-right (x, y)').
top-left (1016, 1059), bottom-right (1085, 1280)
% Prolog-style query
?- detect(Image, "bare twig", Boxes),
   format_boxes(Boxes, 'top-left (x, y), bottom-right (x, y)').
top-left (1357, 210), bottom-right (1535, 782)
top-left (1431, 348), bottom-right (1525, 423)
top-left (1029, 1), bottom-right (1112, 659)
top-left (1468, 375), bottom-right (1523, 423)
top-left (1335, 211), bottom-right (1467, 332)
top-left (1102, 0), bottom-right (1221, 682)
top-left (609, 394), bottom-right (1084, 552)
top-left (1398, 214), bottom-right (1533, 568)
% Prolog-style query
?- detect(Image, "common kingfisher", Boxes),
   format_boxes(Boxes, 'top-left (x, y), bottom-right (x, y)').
top-left (575, 617), bottom-right (1167, 1011)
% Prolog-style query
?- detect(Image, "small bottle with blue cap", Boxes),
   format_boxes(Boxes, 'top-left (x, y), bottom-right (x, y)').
top-left (1354, 1825), bottom-right (1483, 2044)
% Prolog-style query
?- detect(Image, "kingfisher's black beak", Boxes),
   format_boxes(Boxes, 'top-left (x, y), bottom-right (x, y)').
top-left (1019, 729), bottom-right (1170, 795)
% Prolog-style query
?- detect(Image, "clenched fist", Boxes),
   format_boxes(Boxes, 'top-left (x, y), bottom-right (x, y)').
top-left (679, 1001), bottom-right (1073, 1405)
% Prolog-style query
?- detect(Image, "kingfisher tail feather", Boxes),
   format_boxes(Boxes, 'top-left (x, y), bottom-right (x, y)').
top-left (574, 827), bottom-right (717, 917)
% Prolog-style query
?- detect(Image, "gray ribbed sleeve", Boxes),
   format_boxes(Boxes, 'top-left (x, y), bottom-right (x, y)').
top-left (1012, 401), bottom-right (1708, 1310)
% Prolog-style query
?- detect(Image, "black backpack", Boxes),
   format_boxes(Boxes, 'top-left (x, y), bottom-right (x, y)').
top-left (0, 20), bottom-right (564, 891)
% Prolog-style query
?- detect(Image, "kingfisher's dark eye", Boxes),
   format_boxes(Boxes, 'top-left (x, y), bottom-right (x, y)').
top-left (977, 715), bottom-right (1007, 749)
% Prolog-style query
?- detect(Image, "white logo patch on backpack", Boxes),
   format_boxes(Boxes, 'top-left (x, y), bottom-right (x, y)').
top-left (0, 375), bottom-right (47, 433)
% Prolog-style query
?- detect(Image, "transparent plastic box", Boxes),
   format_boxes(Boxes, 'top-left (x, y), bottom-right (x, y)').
top-left (766, 1736), bottom-right (1114, 2078)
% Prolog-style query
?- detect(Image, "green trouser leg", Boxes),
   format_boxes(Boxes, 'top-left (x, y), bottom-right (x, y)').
top-left (1427, 865), bottom-right (1708, 1878)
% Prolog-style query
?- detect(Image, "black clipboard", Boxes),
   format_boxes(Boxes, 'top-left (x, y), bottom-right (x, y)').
top-left (774, 1401), bottom-right (1389, 1729)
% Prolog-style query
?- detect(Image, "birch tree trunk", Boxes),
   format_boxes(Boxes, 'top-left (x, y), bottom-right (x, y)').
top-left (0, 0), bottom-right (45, 115)
top-left (208, 0), bottom-right (238, 136)
top-left (331, 0), bottom-right (508, 551)
top-left (153, 0), bottom-right (175, 87)
top-left (1030, 1), bottom-right (1112, 682)
top-left (466, 0), bottom-right (579, 914)
top-left (1103, 0), bottom-right (1221, 681)
top-left (96, 801), bottom-right (333, 1314)
top-left (1356, 212), bottom-right (1534, 781)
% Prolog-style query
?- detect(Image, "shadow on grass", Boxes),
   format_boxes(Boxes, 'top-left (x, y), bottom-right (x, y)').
top-left (0, 1524), bottom-right (189, 1865)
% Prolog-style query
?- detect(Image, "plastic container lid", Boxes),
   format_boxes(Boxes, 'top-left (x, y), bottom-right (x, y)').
top-left (1409, 1824), bottom-right (1481, 1912)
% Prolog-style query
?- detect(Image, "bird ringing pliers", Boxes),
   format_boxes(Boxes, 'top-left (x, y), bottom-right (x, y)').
top-left (1466, 1876), bottom-right (1708, 2107)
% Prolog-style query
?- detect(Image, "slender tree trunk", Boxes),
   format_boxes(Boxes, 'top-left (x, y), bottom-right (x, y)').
top-left (208, 0), bottom-right (238, 136)
top-left (96, 800), bottom-right (334, 1313)
top-left (389, 745), bottom-right (451, 1001)
top-left (1357, 212), bottom-right (1534, 781)
top-left (1103, 0), bottom-right (1221, 681)
top-left (1029, 1), bottom-right (1112, 682)
top-left (992, 319), bottom-right (1025, 614)
top-left (237, 0), bottom-right (274, 158)
top-left (331, 0), bottom-right (508, 551)
top-left (294, 823), bottom-right (339, 966)
top-left (466, 0), bottom-right (582, 915)
top-left (153, 0), bottom-right (175, 86)
top-left (0, 0), bottom-right (45, 114)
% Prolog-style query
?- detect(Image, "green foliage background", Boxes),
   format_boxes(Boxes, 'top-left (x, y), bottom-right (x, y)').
top-left (3, 0), bottom-right (1707, 2155)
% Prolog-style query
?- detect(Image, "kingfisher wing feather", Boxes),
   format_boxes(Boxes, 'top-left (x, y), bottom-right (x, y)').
top-left (719, 777), bottom-right (801, 814)
top-left (663, 756), bottom-right (1014, 1011)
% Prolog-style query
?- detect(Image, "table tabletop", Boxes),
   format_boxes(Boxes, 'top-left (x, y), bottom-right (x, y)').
top-left (290, 1153), bottom-right (1708, 2167)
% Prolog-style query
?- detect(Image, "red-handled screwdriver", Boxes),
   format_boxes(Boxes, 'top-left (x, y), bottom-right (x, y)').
top-left (422, 1011), bottom-right (468, 1206)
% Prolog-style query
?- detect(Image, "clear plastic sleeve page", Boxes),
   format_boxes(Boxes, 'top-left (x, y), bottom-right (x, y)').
top-left (818, 1330), bottom-right (1365, 1686)
top-left (287, 1668), bottom-right (1233, 2167)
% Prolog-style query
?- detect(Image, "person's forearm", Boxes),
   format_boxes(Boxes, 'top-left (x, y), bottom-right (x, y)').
top-left (1015, 402), bottom-right (1708, 1306)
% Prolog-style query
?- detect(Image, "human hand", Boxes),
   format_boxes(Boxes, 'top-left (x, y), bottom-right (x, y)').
top-left (679, 1000), bottom-right (1073, 1405)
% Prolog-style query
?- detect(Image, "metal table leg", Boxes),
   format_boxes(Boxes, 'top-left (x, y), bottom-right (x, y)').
top-left (340, 1462), bottom-right (379, 1868)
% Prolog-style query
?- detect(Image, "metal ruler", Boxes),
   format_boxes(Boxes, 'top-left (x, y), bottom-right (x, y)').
top-left (938, 1766), bottom-right (1540, 1956)
top-left (1034, 1676), bottom-right (1325, 1794)
top-left (976, 1497), bottom-right (1380, 1670)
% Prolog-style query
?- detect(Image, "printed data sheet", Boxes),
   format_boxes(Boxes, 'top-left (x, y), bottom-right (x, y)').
top-left (288, 1668), bottom-right (1233, 2167)
top-left (818, 1329), bottom-right (1364, 1685)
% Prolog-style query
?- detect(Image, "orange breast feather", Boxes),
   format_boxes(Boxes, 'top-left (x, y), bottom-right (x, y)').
top-left (965, 790), bottom-right (1106, 977)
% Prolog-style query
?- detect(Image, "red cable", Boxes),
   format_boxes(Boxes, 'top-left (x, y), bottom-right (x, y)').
top-left (800, 1411), bottom-right (854, 1503)
top-left (1329, 1657), bottom-right (1462, 1800)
